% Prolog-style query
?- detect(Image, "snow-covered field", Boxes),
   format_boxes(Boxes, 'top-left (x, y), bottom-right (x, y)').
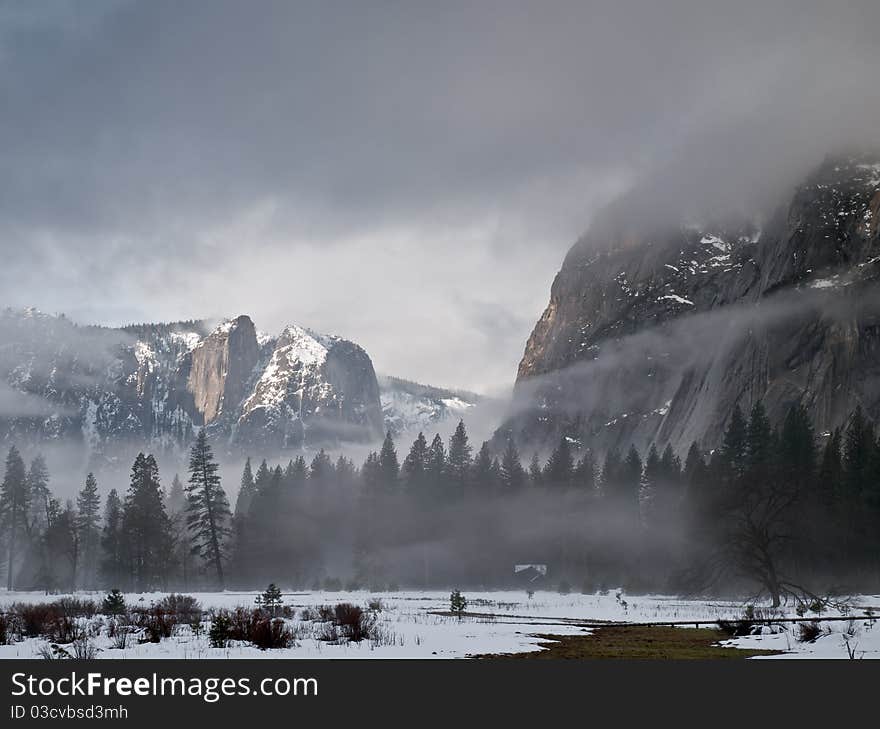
top-left (1, 589), bottom-right (878, 659)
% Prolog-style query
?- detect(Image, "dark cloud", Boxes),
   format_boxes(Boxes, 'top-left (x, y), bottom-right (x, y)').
top-left (2, 0), bottom-right (879, 390)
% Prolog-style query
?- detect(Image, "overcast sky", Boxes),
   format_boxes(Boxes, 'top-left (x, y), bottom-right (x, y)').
top-left (2, 1), bottom-right (879, 392)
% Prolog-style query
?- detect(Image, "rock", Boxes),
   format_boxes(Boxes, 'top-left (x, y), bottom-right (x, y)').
top-left (505, 153), bottom-right (880, 456)
top-left (0, 311), bottom-right (385, 462)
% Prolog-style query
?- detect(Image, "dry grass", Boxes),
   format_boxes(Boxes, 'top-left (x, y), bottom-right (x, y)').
top-left (480, 625), bottom-right (784, 659)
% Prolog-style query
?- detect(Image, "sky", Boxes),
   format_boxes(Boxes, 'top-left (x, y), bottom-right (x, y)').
top-left (2, 1), bottom-right (880, 393)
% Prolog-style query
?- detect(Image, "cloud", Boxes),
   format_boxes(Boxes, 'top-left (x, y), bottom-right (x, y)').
top-left (2, 1), bottom-right (879, 391)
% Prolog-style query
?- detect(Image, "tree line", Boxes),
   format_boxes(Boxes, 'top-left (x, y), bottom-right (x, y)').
top-left (2, 404), bottom-right (879, 601)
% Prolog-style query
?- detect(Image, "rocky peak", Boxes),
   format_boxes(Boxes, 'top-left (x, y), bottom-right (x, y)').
top-left (187, 315), bottom-right (260, 425)
top-left (507, 153), bottom-right (880, 456)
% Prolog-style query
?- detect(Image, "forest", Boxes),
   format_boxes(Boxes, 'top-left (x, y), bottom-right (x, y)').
top-left (1, 402), bottom-right (879, 606)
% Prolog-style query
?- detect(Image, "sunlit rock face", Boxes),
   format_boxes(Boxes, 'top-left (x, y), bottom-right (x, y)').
top-left (0, 311), bottom-right (384, 463)
top-left (506, 154), bottom-right (880, 456)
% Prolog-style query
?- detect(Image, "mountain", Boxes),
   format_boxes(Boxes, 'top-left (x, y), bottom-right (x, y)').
top-left (504, 154), bottom-right (880, 456)
top-left (0, 311), bottom-right (384, 462)
top-left (377, 375), bottom-right (480, 438)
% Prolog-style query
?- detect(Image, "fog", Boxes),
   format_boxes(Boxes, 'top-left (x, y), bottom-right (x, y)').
top-left (2, 1), bottom-right (880, 392)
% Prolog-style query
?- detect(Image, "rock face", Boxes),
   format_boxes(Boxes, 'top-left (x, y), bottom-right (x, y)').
top-left (187, 315), bottom-right (260, 425)
top-left (506, 154), bottom-right (880, 456)
top-left (0, 311), bottom-right (384, 462)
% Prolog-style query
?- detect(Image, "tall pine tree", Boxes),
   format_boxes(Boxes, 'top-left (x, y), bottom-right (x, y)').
top-left (186, 429), bottom-right (232, 589)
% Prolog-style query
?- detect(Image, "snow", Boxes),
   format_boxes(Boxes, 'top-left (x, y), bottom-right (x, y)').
top-left (657, 294), bottom-right (694, 306)
top-left (132, 341), bottom-right (157, 371)
top-left (1, 590), bottom-right (877, 659)
top-left (700, 234), bottom-right (729, 253)
top-left (169, 331), bottom-right (202, 353)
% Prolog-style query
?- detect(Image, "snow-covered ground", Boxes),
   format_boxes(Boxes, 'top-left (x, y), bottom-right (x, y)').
top-left (0, 590), bottom-right (877, 659)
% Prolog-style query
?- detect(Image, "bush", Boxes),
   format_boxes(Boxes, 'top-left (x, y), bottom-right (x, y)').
top-left (797, 620), bottom-right (825, 643)
top-left (69, 636), bottom-right (99, 660)
top-left (334, 603), bottom-right (375, 642)
top-left (102, 590), bottom-right (126, 616)
top-left (49, 616), bottom-right (78, 644)
top-left (250, 617), bottom-right (294, 650)
top-left (15, 603), bottom-right (57, 638)
top-left (156, 594), bottom-right (202, 623)
top-left (132, 606), bottom-right (177, 643)
top-left (0, 613), bottom-right (8, 645)
top-left (368, 598), bottom-right (384, 612)
top-left (209, 614), bottom-right (231, 648)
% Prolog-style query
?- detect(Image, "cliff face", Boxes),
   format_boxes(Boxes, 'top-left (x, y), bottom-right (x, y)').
top-left (187, 315), bottom-right (260, 425)
top-left (508, 155), bottom-right (880, 455)
top-left (0, 312), bottom-right (384, 462)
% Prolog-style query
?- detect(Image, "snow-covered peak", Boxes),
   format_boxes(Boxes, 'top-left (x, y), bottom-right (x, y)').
top-left (277, 324), bottom-right (339, 366)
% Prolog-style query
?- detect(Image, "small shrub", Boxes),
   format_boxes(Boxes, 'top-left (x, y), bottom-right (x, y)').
top-left (255, 584), bottom-right (284, 616)
top-left (318, 604), bottom-right (336, 622)
top-left (250, 617), bottom-right (294, 650)
top-left (49, 616), bottom-right (78, 644)
top-left (209, 614), bottom-right (231, 648)
top-left (15, 603), bottom-right (57, 638)
top-left (334, 603), bottom-right (375, 642)
top-left (796, 620), bottom-right (824, 643)
top-left (368, 598), bottom-right (384, 612)
top-left (809, 599), bottom-right (825, 615)
top-left (102, 590), bottom-right (126, 616)
top-left (717, 619), bottom-right (752, 637)
top-left (108, 622), bottom-right (132, 650)
top-left (69, 637), bottom-right (99, 660)
top-left (450, 590), bottom-right (467, 619)
top-left (228, 607), bottom-right (254, 641)
top-left (132, 606), bottom-right (176, 643)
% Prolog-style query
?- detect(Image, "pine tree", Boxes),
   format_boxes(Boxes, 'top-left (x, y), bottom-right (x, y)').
top-left (446, 420), bottom-right (472, 495)
top-left (499, 439), bottom-right (526, 492)
top-left (471, 441), bottom-right (494, 491)
top-left (744, 400), bottom-right (773, 485)
top-left (235, 458), bottom-right (256, 517)
top-left (309, 449), bottom-right (334, 484)
top-left (0, 446), bottom-right (29, 590)
top-left (254, 459), bottom-right (272, 492)
top-left (574, 452), bottom-right (597, 492)
top-left (843, 405), bottom-right (873, 497)
top-left (44, 501), bottom-right (78, 591)
top-left (403, 432), bottom-right (429, 491)
top-left (122, 453), bottom-right (172, 591)
top-left (425, 434), bottom-right (446, 495)
top-left (26, 454), bottom-right (51, 535)
top-left (100, 489), bottom-right (124, 588)
top-left (361, 451), bottom-right (382, 492)
top-left (378, 431), bottom-right (400, 489)
top-left (528, 453), bottom-right (543, 487)
top-left (186, 428), bottom-right (232, 589)
top-left (720, 404), bottom-right (748, 481)
top-left (818, 429), bottom-right (843, 510)
top-left (543, 436), bottom-right (575, 487)
top-left (75, 473), bottom-right (101, 589)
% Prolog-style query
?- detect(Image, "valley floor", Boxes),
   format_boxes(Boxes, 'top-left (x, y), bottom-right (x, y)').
top-left (0, 589), bottom-right (878, 659)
